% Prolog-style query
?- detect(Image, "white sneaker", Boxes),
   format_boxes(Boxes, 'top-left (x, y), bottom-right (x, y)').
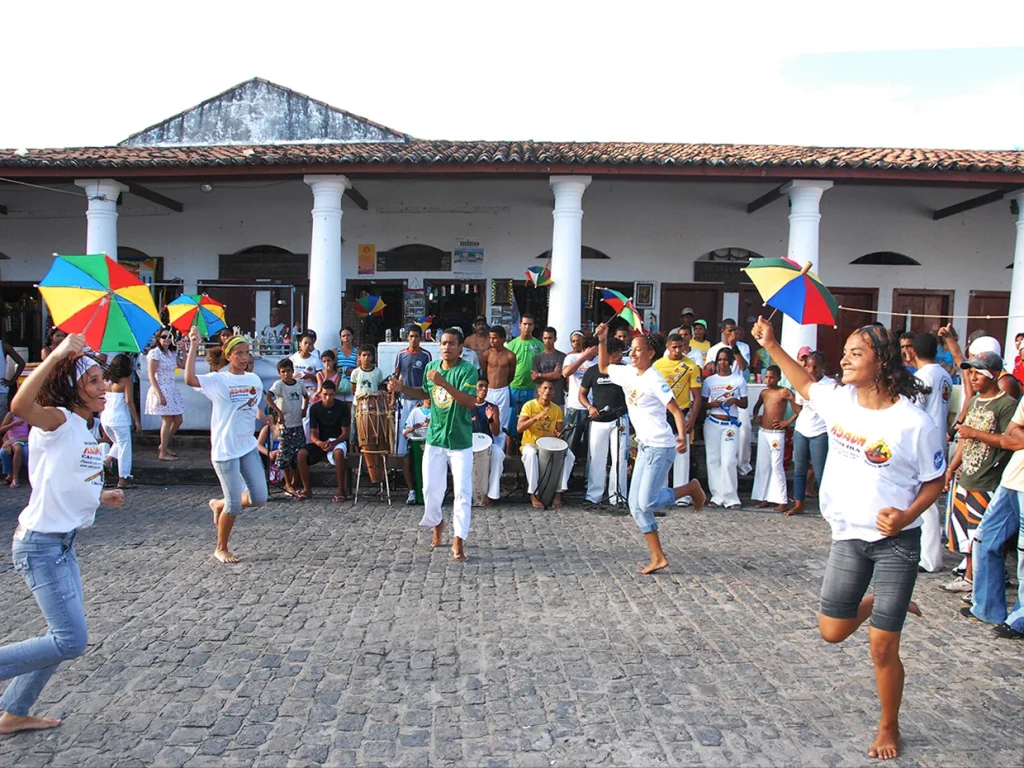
top-left (406, 490), bottom-right (417, 505)
top-left (941, 576), bottom-right (973, 593)
top-left (676, 498), bottom-right (693, 507)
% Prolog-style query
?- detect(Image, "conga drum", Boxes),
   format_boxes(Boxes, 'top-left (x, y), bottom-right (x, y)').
top-left (471, 433), bottom-right (492, 507)
top-left (355, 393), bottom-right (390, 482)
top-left (535, 436), bottom-right (568, 509)
top-left (409, 438), bottom-right (425, 505)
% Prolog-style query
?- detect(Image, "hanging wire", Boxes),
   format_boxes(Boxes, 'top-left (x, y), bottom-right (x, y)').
top-left (0, 177), bottom-right (88, 198)
top-left (839, 306), bottom-right (1024, 321)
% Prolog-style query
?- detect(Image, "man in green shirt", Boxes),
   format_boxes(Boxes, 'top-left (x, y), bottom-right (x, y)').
top-left (505, 314), bottom-right (545, 436)
top-left (390, 327), bottom-right (478, 562)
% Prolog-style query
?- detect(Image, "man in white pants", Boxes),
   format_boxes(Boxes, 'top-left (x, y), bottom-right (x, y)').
top-left (389, 328), bottom-right (478, 561)
top-left (751, 366), bottom-right (794, 512)
top-left (471, 379), bottom-right (505, 504)
top-left (580, 338), bottom-right (629, 505)
top-left (518, 381), bottom-right (575, 508)
top-left (909, 332), bottom-right (953, 572)
top-left (654, 332), bottom-right (702, 506)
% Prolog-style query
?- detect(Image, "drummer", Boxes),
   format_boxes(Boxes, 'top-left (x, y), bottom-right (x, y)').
top-left (388, 328), bottom-right (479, 562)
top-left (394, 326), bottom-right (432, 505)
top-left (518, 380), bottom-right (576, 509)
top-left (472, 380), bottom-right (505, 506)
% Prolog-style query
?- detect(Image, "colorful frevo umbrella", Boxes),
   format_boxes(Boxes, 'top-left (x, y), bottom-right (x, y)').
top-left (415, 315), bottom-right (434, 334)
top-left (525, 262), bottom-right (553, 287)
top-left (597, 287), bottom-right (644, 333)
top-left (37, 253), bottom-right (162, 353)
top-left (742, 257), bottom-right (840, 325)
top-left (166, 294), bottom-right (227, 337)
top-left (354, 294), bottom-right (386, 318)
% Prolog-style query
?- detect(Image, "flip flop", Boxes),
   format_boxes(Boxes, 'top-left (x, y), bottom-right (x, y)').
top-left (332, 495), bottom-right (347, 503)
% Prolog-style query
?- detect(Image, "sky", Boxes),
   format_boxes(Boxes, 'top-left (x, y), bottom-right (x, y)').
top-left (4, 1), bottom-right (1023, 151)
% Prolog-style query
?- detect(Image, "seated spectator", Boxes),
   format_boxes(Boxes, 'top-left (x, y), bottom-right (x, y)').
top-left (471, 380), bottom-right (505, 506)
top-left (296, 380), bottom-right (350, 502)
top-left (0, 411), bottom-right (30, 487)
top-left (518, 380), bottom-right (575, 509)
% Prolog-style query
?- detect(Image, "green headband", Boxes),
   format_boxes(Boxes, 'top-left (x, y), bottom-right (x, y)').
top-left (223, 336), bottom-right (246, 357)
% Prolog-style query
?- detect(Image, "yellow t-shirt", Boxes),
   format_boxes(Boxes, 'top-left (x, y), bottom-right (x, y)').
top-left (690, 338), bottom-right (711, 355)
top-left (654, 356), bottom-right (701, 410)
top-left (519, 399), bottom-right (563, 450)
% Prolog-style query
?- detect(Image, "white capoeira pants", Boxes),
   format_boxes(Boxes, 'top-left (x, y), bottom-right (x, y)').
top-left (671, 429), bottom-right (691, 504)
top-left (738, 409), bottom-right (753, 475)
top-left (522, 444), bottom-right (575, 494)
top-left (396, 398), bottom-right (418, 454)
top-left (752, 428), bottom-right (787, 504)
top-left (705, 417), bottom-right (741, 507)
top-left (104, 424), bottom-right (133, 478)
top-left (483, 444), bottom-right (505, 500)
top-left (485, 386), bottom-right (510, 438)
top-left (918, 502), bottom-right (944, 572)
top-left (421, 444), bottom-right (472, 540)
top-left (586, 418), bottom-right (629, 504)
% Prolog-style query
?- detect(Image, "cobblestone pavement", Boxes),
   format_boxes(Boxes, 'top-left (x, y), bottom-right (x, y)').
top-left (0, 485), bottom-right (1020, 767)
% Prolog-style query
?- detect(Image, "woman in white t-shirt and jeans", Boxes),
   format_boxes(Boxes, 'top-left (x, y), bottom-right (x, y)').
top-left (752, 317), bottom-right (945, 762)
top-left (786, 350), bottom-right (831, 517)
top-left (183, 327), bottom-right (269, 564)
top-left (595, 323), bottom-right (705, 575)
top-left (0, 333), bottom-right (124, 735)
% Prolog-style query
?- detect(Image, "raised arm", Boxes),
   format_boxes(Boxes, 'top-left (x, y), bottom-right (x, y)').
top-left (10, 333), bottom-right (86, 431)
top-left (1, 340), bottom-right (26, 388)
top-left (751, 317), bottom-right (814, 400)
top-left (595, 323), bottom-right (610, 374)
top-left (183, 326), bottom-right (202, 388)
top-left (388, 376), bottom-right (427, 403)
top-left (563, 347), bottom-right (596, 377)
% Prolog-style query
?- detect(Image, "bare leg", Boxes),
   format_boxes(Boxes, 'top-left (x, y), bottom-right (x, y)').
top-left (158, 417), bottom-right (176, 461)
top-left (214, 512), bottom-right (239, 563)
top-left (167, 415), bottom-right (182, 456)
top-left (0, 712), bottom-right (62, 735)
top-left (430, 520), bottom-right (445, 549)
top-left (638, 531), bottom-right (669, 574)
top-left (334, 450), bottom-right (347, 498)
top-left (10, 445), bottom-right (23, 482)
top-left (403, 454), bottom-right (414, 494)
top-left (784, 500), bottom-right (805, 516)
top-left (553, 493), bottom-right (563, 509)
top-left (675, 480), bottom-right (705, 512)
top-left (297, 450), bottom-right (312, 495)
top-left (964, 554), bottom-right (974, 582)
top-left (452, 535), bottom-right (467, 562)
top-left (867, 627), bottom-right (906, 760)
top-left (283, 468), bottom-right (298, 494)
top-left (209, 498), bottom-right (224, 527)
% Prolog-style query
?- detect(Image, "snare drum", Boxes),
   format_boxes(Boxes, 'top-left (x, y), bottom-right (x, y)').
top-left (471, 432), bottom-right (492, 507)
top-left (355, 393), bottom-right (391, 482)
top-left (535, 436), bottom-right (568, 509)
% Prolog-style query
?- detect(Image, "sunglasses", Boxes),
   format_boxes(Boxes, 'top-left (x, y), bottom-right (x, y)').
top-left (159, 335), bottom-right (172, 340)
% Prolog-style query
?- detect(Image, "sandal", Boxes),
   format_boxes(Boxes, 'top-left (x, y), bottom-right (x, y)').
top-left (294, 491), bottom-right (310, 501)
top-left (332, 494), bottom-right (347, 503)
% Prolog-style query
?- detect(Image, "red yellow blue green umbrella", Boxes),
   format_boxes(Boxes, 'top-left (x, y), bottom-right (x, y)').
top-left (742, 258), bottom-right (840, 325)
top-left (597, 287), bottom-right (644, 332)
top-left (354, 294), bottom-right (386, 317)
top-left (37, 253), bottom-right (162, 353)
top-left (415, 315), bottom-right (434, 334)
top-left (525, 263), bottom-right (553, 287)
top-left (166, 294), bottom-right (227, 337)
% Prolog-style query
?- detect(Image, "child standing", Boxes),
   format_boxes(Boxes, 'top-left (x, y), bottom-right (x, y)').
top-left (265, 358), bottom-right (307, 497)
top-left (350, 344), bottom-right (385, 396)
top-left (752, 364), bottom-right (795, 512)
top-left (100, 354), bottom-right (141, 489)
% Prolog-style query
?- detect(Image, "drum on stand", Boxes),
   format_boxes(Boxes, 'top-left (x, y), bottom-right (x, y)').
top-left (409, 438), bottom-right (425, 505)
top-left (471, 432), bottom-right (492, 507)
top-left (535, 436), bottom-right (567, 509)
top-left (355, 393), bottom-right (390, 482)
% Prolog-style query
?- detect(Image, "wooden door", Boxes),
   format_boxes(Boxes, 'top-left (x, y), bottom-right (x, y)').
top-left (660, 283), bottom-right (723, 334)
top-left (966, 291), bottom-right (1009, 349)
top-left (890, 290), bottom-right (953, 334)
top-left (817, 288), bottom-right (878, 372)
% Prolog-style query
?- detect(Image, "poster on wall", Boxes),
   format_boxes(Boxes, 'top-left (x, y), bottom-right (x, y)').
top-left (453, 238), bottom-right (484, 274)
top-left (358, 244), bottom-right (376, 275)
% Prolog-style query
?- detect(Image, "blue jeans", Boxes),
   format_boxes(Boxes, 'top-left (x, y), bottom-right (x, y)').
top-left (972, 485), bottom-right (1022, 625)
top-left (212, 448), bottom-right (268, 515)
top-left (628, 444), bottom-right (676, 534)
top-left (1008, 495), bottom-right (1024, 632)
top-left (506, 388), bottom-right (535, 438)
top-left (0, 530), bottom-right (88, 716)
top-left (793, 432), bottom-right (828, 502)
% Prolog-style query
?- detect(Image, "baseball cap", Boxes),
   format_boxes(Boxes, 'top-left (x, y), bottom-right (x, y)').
top-left (693, 319), bottom-right (708, 329)
top-left (797, 346), bottom-right (813, 359)
top-left (681, 307), bottom-right (695, 315)
top-left (474, 315), bottom-right (488, 323)
top-left (967, 335), bottom-right (1001, 357)
top-left (960, 351), bottom-right (1003, 375)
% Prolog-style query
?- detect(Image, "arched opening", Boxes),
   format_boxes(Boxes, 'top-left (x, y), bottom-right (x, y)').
top-left (535, 245), bottom-right (612, 261)
top-left (850, 251), bottom-right (920, 266)
top-left (233, 244), bottom-right (294, 255)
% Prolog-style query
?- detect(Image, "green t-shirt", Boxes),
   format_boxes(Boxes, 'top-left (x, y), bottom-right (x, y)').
top-left (423, 358), bottom-right (478, 450)
top-left (959, 391), bottom-right (1017, 491)
top-left (507, 336), bottom-right (545, 390)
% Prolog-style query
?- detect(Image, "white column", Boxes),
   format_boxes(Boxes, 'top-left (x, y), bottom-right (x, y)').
top-left (304, 174), bottom-right (351, 352)
top-left (548, 175), bottom-right (592, 351)
top-left (1004, 192), bottom-right (1024, 362)
top-left (74, 179), bottom-right (128, 259)
top-left (779, 180), bottom-right (833, 358)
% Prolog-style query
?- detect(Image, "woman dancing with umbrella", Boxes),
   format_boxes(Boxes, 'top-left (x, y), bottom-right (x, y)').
top-left (0, 333), bottom-right (124, 734)
top-left (751, 317), bottom-right (945, 761)
top-left (594, 323), bottom-right (706, 574)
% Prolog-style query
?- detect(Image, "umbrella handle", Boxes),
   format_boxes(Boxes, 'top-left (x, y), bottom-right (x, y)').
top-left (81, 294), bottom-right (110, 335)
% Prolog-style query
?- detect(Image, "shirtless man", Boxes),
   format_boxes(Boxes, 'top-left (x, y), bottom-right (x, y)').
top-left (465, 315), bottom-right (491, 357)
top-left (481, 325), bottom-right (517, 435)
top-left (751, 365), bottom-right (795, 512)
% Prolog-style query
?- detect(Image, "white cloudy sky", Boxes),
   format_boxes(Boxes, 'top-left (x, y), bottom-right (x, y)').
top-left (4, 1), bottom-right (1023, 150)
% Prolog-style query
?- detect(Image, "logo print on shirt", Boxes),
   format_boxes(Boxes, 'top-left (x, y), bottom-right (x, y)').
top-left (864, 439), bottom-right (892, 465)
top-left (933, 450), bottom-right (944, 469)
top-left (432, 385), bottom-right (453, 409)
top-left (941, 381), bottom-right (952, 402)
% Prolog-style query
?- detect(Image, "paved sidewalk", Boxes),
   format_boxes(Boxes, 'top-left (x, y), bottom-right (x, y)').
top-left (0, 486), bottom-right (1020, 767)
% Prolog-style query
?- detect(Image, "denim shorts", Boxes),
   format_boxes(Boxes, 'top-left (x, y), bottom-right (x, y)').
top-left (819, 528), bottom-right (921, 633)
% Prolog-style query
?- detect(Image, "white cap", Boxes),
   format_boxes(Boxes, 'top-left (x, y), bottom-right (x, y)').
top-left (967, 335), bottom-right (1002, 357)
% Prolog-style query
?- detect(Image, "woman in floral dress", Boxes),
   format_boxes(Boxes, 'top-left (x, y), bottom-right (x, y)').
top-left (145, 327), bottom-right (185, 461)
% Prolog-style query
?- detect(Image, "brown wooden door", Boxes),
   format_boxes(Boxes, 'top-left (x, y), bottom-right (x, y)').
top-left (818, 288), bottom-right (879, 372)
top-left (891, 290), bottom-right (953, 334)
top-left (966, 291), bottom-right (1009, 349)
top-left (660, 283), bottom-right (723, 334)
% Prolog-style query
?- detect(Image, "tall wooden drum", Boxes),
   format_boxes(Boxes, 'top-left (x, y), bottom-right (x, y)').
top-left (355, 393), bottom-right (390, 482)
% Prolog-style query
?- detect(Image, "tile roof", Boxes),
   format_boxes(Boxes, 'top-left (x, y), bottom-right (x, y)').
top-left (1, 141), bottom-right (1022, 180)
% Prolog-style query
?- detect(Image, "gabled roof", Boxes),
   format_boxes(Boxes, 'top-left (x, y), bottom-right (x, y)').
top-left (119, 77), bottom-right (409, 147)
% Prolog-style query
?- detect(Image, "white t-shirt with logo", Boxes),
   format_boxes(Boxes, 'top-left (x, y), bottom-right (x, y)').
top-left (701, 373), bottom-right (748, 420)
top-left (913, 363), bottom-right (953, 439)
top-left (606, 364), bottom-right (675, 448)
top-left (198, 371), bottom-right (263, 462)
top-left (20, 408), bottom-right (103, 533)
top-left (289, 351), bottom-right (324, 395)
top-left (809, 381), bottom-right (946, 542)
top-left (563, 352), bottom-right (595, 411)
top-left (794, 379), bottom-right (832, 438)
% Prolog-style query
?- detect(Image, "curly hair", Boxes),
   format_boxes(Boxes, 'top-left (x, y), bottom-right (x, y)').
top-left (855, 324), bottom-right (928, 401)
top-left (103, 354), bottom-right (134, 383)
top-left (205, 346), bottom-right (226, 371)
top-left (38, 356), bottom-right (89, 409)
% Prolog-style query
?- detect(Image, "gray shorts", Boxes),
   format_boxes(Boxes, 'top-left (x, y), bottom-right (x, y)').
top-left (819, 528), bottom-right (921, 633)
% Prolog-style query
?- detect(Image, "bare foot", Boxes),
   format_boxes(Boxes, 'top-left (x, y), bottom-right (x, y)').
top-left (773, 503), bottom-right (787, 513)
top-left (213, 549), bottom-right (239, 564)
top-left (530, 495), bottom-right (543, 509)
top-left (638, 557), bottom-right (669, 575)
top-left (452, 537), bottom-right (468, 562)
top-left (784, 502), bottom-right (805, 516)
top-left (755, 501), bottom-right (770, 509)
top-left (484, 497), bottom-right (495, 507)
top-left (430, 521), bottom-right (445, 549)
top-left (167, 449), bottom-right (178, 457)
top-left (158, 454), bottom-right (178, 462)
top-left (907, 601), bottom-right (922, 618)
top-left (208, 499), bottom-right (222, 527)
top-left (868, 725), bottom-right (901, 760)
top-left (0, 713), bottom-right (62, 735)
top-left (691, 484), bottom-right (706, 513)
top-left (553, 493), bottom-right (563, 509)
